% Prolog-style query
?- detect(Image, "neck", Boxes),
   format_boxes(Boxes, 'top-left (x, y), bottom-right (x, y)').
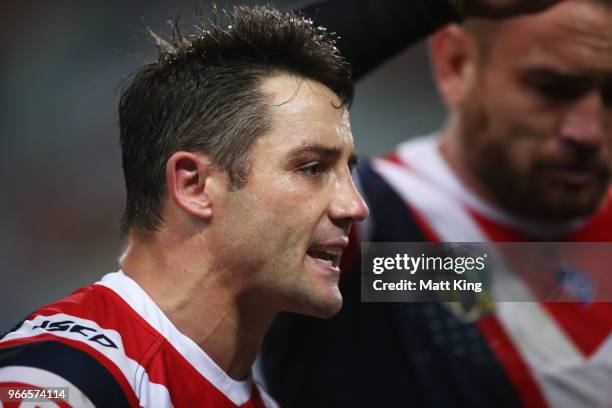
top-left (119, 230), bottom-right (276, 380)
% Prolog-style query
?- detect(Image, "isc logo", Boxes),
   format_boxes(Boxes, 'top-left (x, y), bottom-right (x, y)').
top-left (32, 319), bottom-right (118, 349)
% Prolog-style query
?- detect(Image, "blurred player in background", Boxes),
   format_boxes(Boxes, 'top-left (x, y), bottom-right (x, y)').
top-left (0, 5), bottom-right (368, 406)
top-left (262, 0), bottom-right (612, 407)
top-left (0, 0), bottom-right (571, 407)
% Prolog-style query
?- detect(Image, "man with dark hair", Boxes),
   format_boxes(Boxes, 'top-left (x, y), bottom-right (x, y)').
top-left (0, 1), bottom-right (562, 407)
top-left (262, 0), bottom-right (612, 407)
top-left (0, 6), bottom-right (366, 407)
top-left (118, 7), bottom-right (355, 237)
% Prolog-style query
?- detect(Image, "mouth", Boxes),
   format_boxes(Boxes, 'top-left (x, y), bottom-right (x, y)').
top-left (306, 244), bottom-right (345, 273)
top-left (539, 167), bottom-right (602, 188)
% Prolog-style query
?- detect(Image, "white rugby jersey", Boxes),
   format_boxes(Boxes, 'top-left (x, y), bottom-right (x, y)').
top-left (363, 135), bottom-right (612, 407)
top-left (0, 271), bottom-right (278, 408)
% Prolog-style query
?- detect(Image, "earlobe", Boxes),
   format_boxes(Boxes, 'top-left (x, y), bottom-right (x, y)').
top-left (429, 24), bottom-right (479, 108)
top-left (166, 152), bottom-right (214, 221)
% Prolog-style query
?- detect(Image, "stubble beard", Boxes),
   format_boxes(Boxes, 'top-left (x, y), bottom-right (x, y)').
top-left (459, 97), bottom-right (610, 222)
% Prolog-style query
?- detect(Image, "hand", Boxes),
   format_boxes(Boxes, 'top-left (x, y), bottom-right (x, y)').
top-left (453, 0), bottom-right (564, 19)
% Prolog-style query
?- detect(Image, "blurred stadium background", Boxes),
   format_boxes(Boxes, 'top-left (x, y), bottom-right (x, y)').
top-left (0, 0), bottom-right (445, 331)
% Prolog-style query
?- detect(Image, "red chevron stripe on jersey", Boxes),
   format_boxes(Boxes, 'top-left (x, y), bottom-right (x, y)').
top-left (0, 272), bottom-right (277, 408)
top-left (369, 135), bottom-right (612, 408)
top-left (27, 285), bottom-right (246, 407)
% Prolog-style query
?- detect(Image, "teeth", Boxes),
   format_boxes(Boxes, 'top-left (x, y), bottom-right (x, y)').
top-left (309, 250), bottom-right (339, 268)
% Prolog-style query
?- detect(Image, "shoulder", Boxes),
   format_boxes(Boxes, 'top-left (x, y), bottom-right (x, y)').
top-left (356, 135), bottom-right (438, 196)
top-left (0, 338), bottom-right (132, 407)
top-left (355, 138), bottom-right (434, 243)
top-left (0, 282), bottom-right (160, 407)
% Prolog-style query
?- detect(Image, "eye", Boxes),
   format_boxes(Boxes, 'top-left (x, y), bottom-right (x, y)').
top-left (602, 85), bottom-right (612, 107)
top-left (298, 162), bottom-right (324, 177)
top-left (528, 80), bottom-right (577, 101)
top-left (522, 74), bottom-right (590, 103)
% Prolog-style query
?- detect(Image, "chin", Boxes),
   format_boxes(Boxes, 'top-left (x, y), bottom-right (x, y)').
top-left (290, 288), bottom-right (343, 319)
top-left (311, 295), bottom-right (343, 319)
top-left (286, 262), bottom-right (345, 318)
top-left (533, 186), bottom-right (608, 220)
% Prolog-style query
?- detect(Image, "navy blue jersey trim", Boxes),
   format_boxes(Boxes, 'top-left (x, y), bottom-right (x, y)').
top-left (357, 158), bottom-right (427, 242)
top-left (262, 159), bottom-right (525, 407)
top-left (0, 340), bottom-right (132, 408)
top-left (0, 318), bottom-right (27, 342)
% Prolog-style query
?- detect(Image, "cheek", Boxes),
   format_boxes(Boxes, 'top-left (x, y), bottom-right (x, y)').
top-left (253, 176), bottom-right (329, 246)
top-left (485, 70), bottom-right (559, 134)
top-left (479, 91), bottom-right (557, 172)
top-left (462, 99), bottom-right (539, 178)
top-left (502, 137), bottom-right (542, 175)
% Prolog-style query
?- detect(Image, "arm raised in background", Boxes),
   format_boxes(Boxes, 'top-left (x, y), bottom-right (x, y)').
top-left (298, 0), bottom-right (563, 80)
top-left (454, 0), bottom-right (563, 18)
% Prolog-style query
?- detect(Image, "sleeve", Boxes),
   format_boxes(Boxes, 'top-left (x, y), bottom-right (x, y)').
top-left (296, 0), bottom-right (461, 80)
top-left (0, 340), bottom-right (132, 408)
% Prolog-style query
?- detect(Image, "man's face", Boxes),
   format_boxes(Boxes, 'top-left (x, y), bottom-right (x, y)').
top-left (209, 74), bottom-right (368, 318)
top-left (459, 1), bottom-right (612, 220)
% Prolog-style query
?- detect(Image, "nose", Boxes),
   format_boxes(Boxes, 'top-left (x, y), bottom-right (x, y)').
top-left (559, 91), bottom-right (607, 151)
top-left (330, 173), bottom-right (369, 227)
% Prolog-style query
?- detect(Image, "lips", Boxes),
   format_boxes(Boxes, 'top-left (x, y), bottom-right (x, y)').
top-left (539, 167), bottom-right (603, 187)
top-left (307, 248), bottom-right (342, 268)
top-left (306, 238), bottom-right (348, 272)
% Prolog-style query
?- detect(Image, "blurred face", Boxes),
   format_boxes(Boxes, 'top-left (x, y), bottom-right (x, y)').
top-left (210, 74), bottom-right (368, 318)
top-left (459, 1), bottom-right (612, 220)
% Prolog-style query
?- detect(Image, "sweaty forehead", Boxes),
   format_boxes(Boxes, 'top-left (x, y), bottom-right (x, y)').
top-left (262, 74), bottom-right (342, 112)
top-left (261, 74), bottom-right (349, 131)
top-left (256, 74), bottom-right (353, 156)
top-left (493, 1), bottom-right (612, 72)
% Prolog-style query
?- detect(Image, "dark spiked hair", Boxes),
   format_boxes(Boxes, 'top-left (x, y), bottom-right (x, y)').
top-left (119, 5), bottom-right (353, 236)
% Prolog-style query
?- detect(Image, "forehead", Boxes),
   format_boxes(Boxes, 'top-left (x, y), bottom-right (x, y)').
top-left (263, 74), bottom-right (348, 123)
top-left (490, 1), bottom-right (612, 73)
top-left (258, 74), bottom-right (352, 148)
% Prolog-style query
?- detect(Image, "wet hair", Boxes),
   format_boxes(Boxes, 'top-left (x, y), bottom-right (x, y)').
top-left (118, 5), bottom-right (353, 236)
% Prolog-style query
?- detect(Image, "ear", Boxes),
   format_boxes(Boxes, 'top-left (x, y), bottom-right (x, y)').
top-left (428, 24), bottom-right (480, 109)
top-left (165, 151), bottom-right (216, 221)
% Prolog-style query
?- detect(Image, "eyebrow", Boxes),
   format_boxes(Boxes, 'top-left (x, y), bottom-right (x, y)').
top-left (522, 68), bottom-right (599, 86)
